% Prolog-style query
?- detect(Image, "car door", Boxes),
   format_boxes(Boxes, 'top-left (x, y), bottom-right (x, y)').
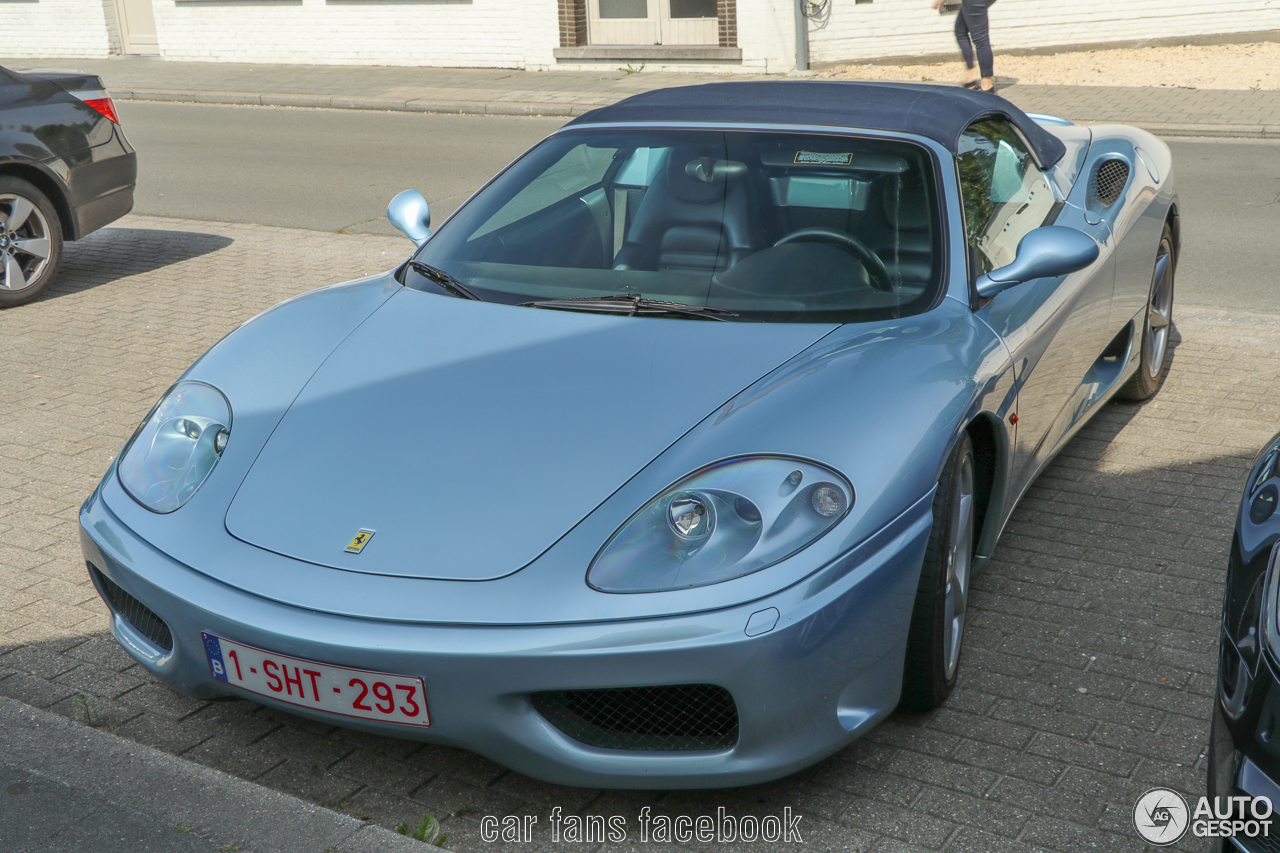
top-left (962, 119), bottom-right (1116, 495)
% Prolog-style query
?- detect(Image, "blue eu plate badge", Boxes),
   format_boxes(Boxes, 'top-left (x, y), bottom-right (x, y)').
top-left (203, 632), bottom-right (230, 683)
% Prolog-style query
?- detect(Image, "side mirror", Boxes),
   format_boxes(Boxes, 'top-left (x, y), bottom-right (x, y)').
top-left (387, 190), bottom-right (432, 246)
top-left (975, 225), bottom-right (1100, 299)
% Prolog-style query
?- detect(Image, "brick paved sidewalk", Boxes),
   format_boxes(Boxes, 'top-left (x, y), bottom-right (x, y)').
top-left (1, 213), bottom-right (1275, 851)
top-left (4, 55), bottom-right (1279, 137)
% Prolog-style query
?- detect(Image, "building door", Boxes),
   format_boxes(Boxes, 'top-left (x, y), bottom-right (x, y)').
top-left (114, 0), bottom-right (159, 54)
top-left (662, 0), bottom-right (718, 44)
top-left (588, 0), bottom-right (718, 45)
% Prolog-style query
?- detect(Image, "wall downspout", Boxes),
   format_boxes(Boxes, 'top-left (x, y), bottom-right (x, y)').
top-left (794, 0), bottom-right (810, 71)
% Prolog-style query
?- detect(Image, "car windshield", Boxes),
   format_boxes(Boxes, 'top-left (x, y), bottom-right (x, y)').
top-left (409, 128), bottom-right (944, 323)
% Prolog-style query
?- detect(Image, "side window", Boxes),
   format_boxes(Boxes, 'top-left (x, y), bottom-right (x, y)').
top-left (956, 120), bottom-right (1056, 273)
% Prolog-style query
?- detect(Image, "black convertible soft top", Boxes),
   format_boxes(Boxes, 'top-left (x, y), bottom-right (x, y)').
top-left (569, 80), bottom-right (1067, 169)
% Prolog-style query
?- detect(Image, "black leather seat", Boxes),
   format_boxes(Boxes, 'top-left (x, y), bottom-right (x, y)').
top-left (613, 145), bottom-right (758, 275)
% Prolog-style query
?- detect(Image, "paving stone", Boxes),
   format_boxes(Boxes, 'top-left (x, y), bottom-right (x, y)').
top-left (406, 742), bottom-right (508, 788)
top-left (44, 691), bottom-right (143, 731)
top-left (412, 773), bottom-right (526, 818)
top-left (331, 748), bottom-right (435, 798)
top-left (990, 775), bottom-right (1108, 825)
top-left (252, 725), bottom-right (356, 770)
top-left (115, 680), bottom-right (210, 720)
top-left (180, 734), bottom-right (288, 780)
top-left (52, 660), bottom-right (147, 699)
top-left (911, 788), bottom-right (1031, 839)
top-left (0, 670), bottom-right (77, 709)
top-left (256, 758), bottom-right (364, 808)
top-left (883, 753), bottom-right (998, 798)
top-left (112, 713), bottom-right (215, 755)
top-left (948, 739), bottom-right (1065, 787)
top-left (838, 797), bottom-right (956, 848)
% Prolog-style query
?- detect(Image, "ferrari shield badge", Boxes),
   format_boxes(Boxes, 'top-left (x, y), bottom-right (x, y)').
top-left (345, 529), bottom-right (375, 554)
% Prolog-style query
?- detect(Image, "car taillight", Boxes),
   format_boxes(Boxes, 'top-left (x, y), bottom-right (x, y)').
top-left (71, 89), bottom-right (120, 124)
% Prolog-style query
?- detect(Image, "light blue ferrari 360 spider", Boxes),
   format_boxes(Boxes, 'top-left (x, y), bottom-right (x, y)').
top-left (80, 81), bottom-right (1178, 788)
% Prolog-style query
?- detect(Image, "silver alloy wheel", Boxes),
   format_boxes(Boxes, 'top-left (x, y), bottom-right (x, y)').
top-left (0, 192), bottom-right (53, 292)
top-left (1143, 238), bottom-right (1175, 381)
top-left (942, 452), bottom-right (975, 681)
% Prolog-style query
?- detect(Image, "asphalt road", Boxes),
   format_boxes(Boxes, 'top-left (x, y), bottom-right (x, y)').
top-left (116, 102), bottom-right (565, 238)
top-left (116, 102), bottom-right (1280, 312)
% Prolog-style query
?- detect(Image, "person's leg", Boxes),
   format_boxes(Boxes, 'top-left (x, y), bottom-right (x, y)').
top-left (961, 0), bottom-right (995, 90)
top-left (954, 11), bottom-right (978, 85)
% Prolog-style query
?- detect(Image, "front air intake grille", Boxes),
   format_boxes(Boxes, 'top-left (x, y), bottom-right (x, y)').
top-left (531, 684), bottom-right (739, 751)
top-left (89, 565), bottom-right (173, 652)
top-left (1090, 159), bottom-right (1130, 208)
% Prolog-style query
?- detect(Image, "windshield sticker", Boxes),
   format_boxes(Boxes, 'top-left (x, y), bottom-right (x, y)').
top-left (794, 151), bottom-right (854, 166)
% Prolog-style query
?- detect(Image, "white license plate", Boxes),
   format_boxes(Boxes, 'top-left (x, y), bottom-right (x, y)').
top-left (201, 632), bottom-right (430, 727)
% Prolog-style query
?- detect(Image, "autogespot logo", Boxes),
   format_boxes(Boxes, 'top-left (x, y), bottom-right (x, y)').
top-left (1134, 788), bottom-right (1190, 846)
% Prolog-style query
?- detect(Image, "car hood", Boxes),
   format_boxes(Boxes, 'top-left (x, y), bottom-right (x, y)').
top-left (224, 289), bottom-right (835, 580)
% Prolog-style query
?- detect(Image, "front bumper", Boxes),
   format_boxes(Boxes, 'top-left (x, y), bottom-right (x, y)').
top-left (79, 485), bottom-right (933, 789)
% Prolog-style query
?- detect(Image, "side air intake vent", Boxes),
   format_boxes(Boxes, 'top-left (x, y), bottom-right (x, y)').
top-left (89, 564), bottom-right (174, 652)
top-left (531, 684), bottom-right (739, 751)
top-left (1090, 159), bottom-right (1130, 208)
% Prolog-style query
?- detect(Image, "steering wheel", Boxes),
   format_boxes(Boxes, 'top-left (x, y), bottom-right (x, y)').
top-left (773, 227), bottom-right (893, 292)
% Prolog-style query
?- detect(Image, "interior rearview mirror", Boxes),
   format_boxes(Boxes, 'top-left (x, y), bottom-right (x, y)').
top-left (975, 226), bottom-right (1100, 299)
top-left (387, 190), bottom-right (432, 246)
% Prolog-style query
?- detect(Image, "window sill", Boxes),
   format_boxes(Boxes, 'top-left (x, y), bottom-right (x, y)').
top-left (554, 46), bottom-right (742, 62)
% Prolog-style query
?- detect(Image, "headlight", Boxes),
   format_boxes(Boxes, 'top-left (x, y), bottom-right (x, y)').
top-left (117, 381), bottom-right (231, 513)
top-left (588, 456), bottom-right (853, 593)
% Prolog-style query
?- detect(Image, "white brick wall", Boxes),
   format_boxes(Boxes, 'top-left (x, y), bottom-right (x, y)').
top-left (151, 0), bottom-right (557, 67)
top-left (0, 0), bottom-right (113, 58)
top-left (804, 0), bottom-right (1280, 66)
top-left (2, 0), bottom-right (1276, 69)
top-left (738, 0), bottom-right (801, 72)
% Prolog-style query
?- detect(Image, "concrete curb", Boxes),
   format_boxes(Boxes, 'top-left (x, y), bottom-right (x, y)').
top-left (114, 89), bottom-right (603, 117)
top-left (0, 698), bottom-right (429, 853)
top-left (110, 89), bottom-right (1276, 137)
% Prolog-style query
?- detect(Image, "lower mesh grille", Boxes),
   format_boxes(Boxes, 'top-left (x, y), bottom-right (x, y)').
top-left (89, 565), bottom-right (173, 652)
top-left (531, 684), bottom-right (739, 751)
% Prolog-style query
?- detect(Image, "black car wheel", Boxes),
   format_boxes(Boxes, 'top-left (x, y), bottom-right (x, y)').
top-left (0, 177), bottom-right (63, 307)
top-left (1118, 222), bottom-right (1175, 400)
top-left (901, 431), bottom-right (976, 710)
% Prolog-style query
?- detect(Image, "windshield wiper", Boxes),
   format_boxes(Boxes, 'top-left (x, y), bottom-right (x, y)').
top-left (408, 260), bottom-right (484, 301)
top-left (519, 294), bottom-right (738, 321)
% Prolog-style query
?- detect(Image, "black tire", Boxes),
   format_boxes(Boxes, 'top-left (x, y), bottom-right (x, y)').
top-left (901, 431), bottom-right (977, 711)
top-left (1117, 222), bottom-right (1175, 401)
top-left (0, 176), bottom-right (64, 307)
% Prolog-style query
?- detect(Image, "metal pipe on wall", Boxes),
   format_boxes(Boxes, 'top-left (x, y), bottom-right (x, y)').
top-left (794, 0), bottom-right (809, 71)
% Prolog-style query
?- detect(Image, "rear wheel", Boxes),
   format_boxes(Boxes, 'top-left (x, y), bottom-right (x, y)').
top-left (901, 432), bottom-right (976, 711)
top-left (0, 177), bottom-right (63, 307)
top-left (1118, 222), bottom-right (1175, 400)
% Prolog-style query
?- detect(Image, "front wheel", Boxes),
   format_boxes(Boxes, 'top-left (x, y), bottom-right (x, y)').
top-left (1117, 222), bottom-right (1175, 400)
top-left (0, 177), bottom-right (64, 307)
top-left (901, 432), bottom-right (977, 711)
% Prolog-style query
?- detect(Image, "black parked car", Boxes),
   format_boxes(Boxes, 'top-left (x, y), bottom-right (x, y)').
top-left (0, 65), bottom-right (136, 306)
top-left (1211, 432), bottom-right (1280, 851)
